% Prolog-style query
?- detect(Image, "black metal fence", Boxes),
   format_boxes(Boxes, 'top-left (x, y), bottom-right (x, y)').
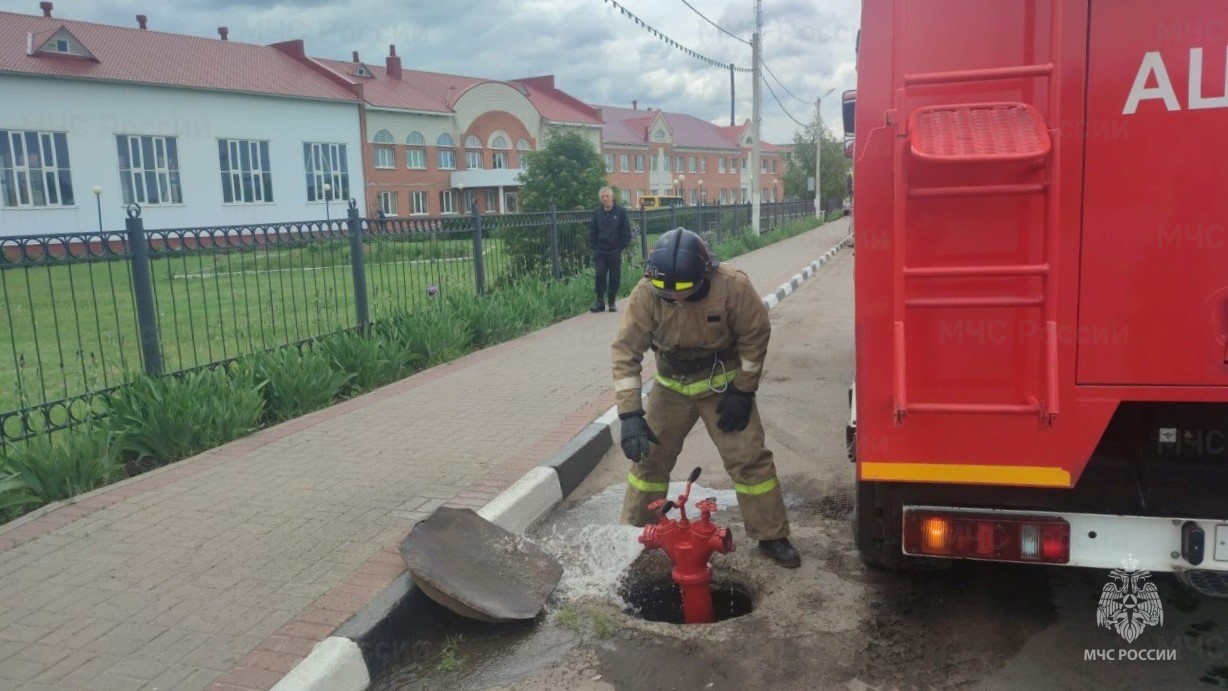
top-left (0, 199), bottom-right (814, 445)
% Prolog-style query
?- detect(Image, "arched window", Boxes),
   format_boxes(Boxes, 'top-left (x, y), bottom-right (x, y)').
top-left (490, 134), bottom-right (510, 169)
top-left (406, 131), bottom-right (426, 169)
top-left (436, 133), bottom-right (456, 169)
top-left (373, 129), bottom-right (395, 168)
top-left (464, 135), bottom-right (483, 169)
top-left (515, 138), bottom-right (532, 169)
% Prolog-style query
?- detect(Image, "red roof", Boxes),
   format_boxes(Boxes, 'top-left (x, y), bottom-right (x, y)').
top-left (313, 60), bottom-right (601, 126)
top-left (0, 11), bottom-right (359, 102)
top-left (598, 106), bottom-right (783, 152)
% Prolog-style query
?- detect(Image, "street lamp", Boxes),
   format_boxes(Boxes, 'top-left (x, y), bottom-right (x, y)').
top-left (91, 185), bottom-right (102, 232)
top-left (815, 87), bottom-right (836, 219)
top-left (322, 182), bottom-right (332, 223)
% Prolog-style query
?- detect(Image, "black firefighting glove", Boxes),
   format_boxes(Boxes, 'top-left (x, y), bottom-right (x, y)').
top-left (716, 386), bottom-right (754, 432)
top-left (619, 411), bottom-right (659, 462)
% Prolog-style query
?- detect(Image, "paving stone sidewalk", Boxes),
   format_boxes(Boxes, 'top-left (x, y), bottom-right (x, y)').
top-left (0, 218), bottom-right (851, 691)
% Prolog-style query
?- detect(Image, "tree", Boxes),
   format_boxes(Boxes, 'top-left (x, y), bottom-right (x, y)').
top-left (517, 129), bottom-right (607, 212)
top-left (502, 130), bottom-right (608, 280)
top-left (783, 117), bottom-right (850, 214)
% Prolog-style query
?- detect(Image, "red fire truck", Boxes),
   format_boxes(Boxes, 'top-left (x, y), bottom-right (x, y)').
top-left (846, 0), bottom-right (1228, 595)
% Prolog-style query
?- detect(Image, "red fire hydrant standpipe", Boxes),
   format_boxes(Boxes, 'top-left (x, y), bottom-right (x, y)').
top-left (638, 467), bottom-right (735, 624)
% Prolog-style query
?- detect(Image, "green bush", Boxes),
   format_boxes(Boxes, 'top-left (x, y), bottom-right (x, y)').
top-left (0, 424), bottom-right (119, 512)
top-left (316, 331), bottom-right (402, 395)
top-left (108, 368), bottom-right (264, 465)
top-left (247, 347), bottom-right (353, 422)
top-left (376, 306), bottom-right (471, 367)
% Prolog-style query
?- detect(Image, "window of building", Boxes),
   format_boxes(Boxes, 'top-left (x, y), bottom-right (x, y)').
top-left (406, 132), bottom-right (426, 169)
top-left (378, 191), bottom-right (397, 216)
top-left (461, 189), bottom-right (476, 213)
top-left (742, 187), bottom-right (749, 202)
top-left (770, 160), bottom-right (777, 173)
top-left (688, 156), bottom-right (695, 173)
top-left (700, 157), bottom-right (707, 174)
top-left (374, 129), bottom-right (395, 169)
top-left (604, 154), bottom-right (613, 173)
top-left (436, 134), bottom-right (456, 170)
top-left (117, 135), bottom-right (182, 205)
top-left (490, 135), bottom-right (510, 169)
top-left (1, 130), bottom-right (74, 208)
top-left (720, 188), bottom-right (727, 204)
top-left (218, 138), bottom-right (272, 204)
top-left (440, 189), bottom-right (456, 214)
top-left (689, 189), bottom-right (697, 205)
top-left (619, 154), bottom-right (629, 172)
top-left (635, 154), bottom-right (644, 172)
top-left (718, 158), bottom-right (726, 174)
top-left (411, 190), bottom-right (428, 215)
top-left (485, 188), bottom-right (498, 212)
top-left (464, 135), bottom-right (483, 169)
top-left (516, 138), bottom-right (532, 168)
top-left (675, 156), bottom-right (683, 173)
top-left (302, 142), bottom-right (349, 202)
top-left (653, 129), bottom-right (666, 141)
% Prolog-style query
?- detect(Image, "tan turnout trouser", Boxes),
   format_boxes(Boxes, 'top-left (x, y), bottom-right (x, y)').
top-left (619, 383), bottom-right (790, 540)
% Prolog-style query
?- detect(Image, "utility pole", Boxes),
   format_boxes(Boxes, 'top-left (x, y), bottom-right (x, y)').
top-left (729, 64), bottom-right (735, 126)
top-left (814, 87), bottom-right (835, 219)
top-left (751, 0), bottom-right (762, 235)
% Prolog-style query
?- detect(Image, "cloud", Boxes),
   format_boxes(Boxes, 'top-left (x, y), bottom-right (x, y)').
top-left (2, 0), bottom-right (861, 142)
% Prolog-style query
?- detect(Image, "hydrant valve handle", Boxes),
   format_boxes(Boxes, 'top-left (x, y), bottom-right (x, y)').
top-left (696, 499), bottom-right (718, 513)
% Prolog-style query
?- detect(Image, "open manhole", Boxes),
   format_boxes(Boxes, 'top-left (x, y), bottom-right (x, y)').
top-left (618, 552), bottom-right (755, 624)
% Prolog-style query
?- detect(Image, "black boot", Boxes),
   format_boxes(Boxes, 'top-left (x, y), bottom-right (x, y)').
top-left (607, 295), bottom-right (617, 312)
top-left (758, 537), bottom-right (801, 568)
top-left (590, 299), bottom-right (605, 313)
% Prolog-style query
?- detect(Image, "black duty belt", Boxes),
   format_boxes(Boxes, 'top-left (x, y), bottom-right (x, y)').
top-left (661, 349), bottom-right (737, 375)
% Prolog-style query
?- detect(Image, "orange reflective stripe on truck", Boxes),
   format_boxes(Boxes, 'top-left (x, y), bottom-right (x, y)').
top-left (860, 463), bottom-right (1071, 488)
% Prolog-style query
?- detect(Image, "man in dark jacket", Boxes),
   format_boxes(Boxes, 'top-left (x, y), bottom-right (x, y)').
top-left (589, 186), bottom-right (632, 313)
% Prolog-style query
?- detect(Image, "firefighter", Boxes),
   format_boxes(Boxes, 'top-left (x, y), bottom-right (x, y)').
top-left (610, 227), bottom-right (800, 568)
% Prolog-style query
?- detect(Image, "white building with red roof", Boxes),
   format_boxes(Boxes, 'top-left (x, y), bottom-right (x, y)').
top-left (0, 3), bottom-right (367, 237)
top-left (596, 102), bottom-right (789, 208)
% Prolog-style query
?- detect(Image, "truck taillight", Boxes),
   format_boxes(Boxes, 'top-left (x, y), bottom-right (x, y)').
top-left (903, 510), bottom-right (1070, 564)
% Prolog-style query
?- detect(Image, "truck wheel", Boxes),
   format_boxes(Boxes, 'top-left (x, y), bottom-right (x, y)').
top-left (853, 480), bottom-right (949, 572)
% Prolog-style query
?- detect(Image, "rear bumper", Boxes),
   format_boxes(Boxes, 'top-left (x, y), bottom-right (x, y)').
top-left (903, 505), bottom-right (1228, 573)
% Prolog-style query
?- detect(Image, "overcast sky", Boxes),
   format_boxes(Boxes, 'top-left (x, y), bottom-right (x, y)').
top-left (4, 0), bottom-right (861, 145)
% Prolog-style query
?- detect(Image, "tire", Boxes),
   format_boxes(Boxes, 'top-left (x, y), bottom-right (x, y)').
top-left (853, 479), bottom-right (950, 572)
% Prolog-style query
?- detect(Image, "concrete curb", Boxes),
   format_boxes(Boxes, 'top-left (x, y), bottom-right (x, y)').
top-left (273, 232), bottom-right (853, 691)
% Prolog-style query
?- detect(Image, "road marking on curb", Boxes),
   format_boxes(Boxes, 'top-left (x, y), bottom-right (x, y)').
top-left (271, 637), bottom-right (368, 691)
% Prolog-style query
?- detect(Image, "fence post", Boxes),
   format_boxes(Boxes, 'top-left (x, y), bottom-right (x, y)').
top-left (124, 204), bottom-right (162, 376)
top-left (671, 203), bottom-right (677, 229)
top-left (471, 201), bottom-right (486, 295)
top-left (549, 201), bottom-right (561, 280)
top-left (346, 199), bottom-right (369, 332)
top-left (639, 207), bottom-right (648, 260)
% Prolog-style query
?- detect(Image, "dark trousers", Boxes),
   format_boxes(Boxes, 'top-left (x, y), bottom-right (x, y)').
top-left (593, 251), bottom-right (622, 302)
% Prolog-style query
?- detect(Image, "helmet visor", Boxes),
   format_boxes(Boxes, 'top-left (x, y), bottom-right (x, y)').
top-left (650, 277), bottom-right (698, 301)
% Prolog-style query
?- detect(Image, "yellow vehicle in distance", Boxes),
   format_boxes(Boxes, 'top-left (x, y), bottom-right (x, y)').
top-left (638, 195), bottom-right (685, 210)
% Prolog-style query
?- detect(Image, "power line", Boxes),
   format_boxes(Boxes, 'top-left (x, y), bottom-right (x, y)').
top-left (761, 60), bottom-right (811, 105)
top-left (677, 0), bottom-right (750, 45)
top-left (600, 0), bottom-right (752, 72)
top-left (761, 75), bottom-right (809, 129)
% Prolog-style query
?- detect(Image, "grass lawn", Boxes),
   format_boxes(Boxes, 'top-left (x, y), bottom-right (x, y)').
top-left (0, 232), bottom-right (510, 425)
